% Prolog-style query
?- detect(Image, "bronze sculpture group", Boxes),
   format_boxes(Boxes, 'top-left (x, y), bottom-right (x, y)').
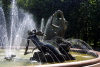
top-left (24, 10), bottom-right (75, 63)
top-left (24, 30), bottom-right (75, 63)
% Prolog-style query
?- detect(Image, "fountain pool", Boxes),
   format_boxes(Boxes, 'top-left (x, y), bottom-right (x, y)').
top-left (0, 48), bottom-right (96, 67)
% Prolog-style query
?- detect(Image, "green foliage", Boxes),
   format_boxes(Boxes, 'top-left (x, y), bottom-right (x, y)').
top-left (76, 0), bottom-right (100, 47)
top-left (0, 0), bottom-right (2, 6)
top-left (17, 0), bottom-right (63, 22)
top-left (2, 0), bottom-right (11, 23)
top-left (89, 0), bottom-right (96, 5)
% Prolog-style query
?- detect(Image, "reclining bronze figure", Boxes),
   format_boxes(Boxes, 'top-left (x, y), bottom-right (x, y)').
top-left (24, 30), bottom-right (75, 63)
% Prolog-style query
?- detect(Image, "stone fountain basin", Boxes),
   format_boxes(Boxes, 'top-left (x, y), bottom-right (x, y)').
top-left (18, 49), bottom-right (100, 67)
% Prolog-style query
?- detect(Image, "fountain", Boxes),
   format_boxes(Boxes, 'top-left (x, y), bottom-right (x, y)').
top-left (0, 0), bottom-right (100, 67)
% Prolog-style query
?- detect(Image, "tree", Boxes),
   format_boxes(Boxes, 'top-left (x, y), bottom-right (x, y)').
top-left (9, 0), bottom-right (100, 47)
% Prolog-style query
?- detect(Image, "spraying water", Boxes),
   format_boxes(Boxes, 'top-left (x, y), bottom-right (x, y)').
top-left (0, 7), bottom-right (8, 48)
top-left (40, 18), bottom-right (45, 41)
top-left (13, 12), bottom-right (36, 49)
top-left (7, 0), bottom-right (19, 57)
top-left (40, 18), bottom-right (45, 32)
top-left (43, 16), bottom-right (52, 40)
top-left (5, 0), bottom-right (36, 57)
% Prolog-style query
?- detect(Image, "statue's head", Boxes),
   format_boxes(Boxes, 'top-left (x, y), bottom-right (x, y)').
top-left (53, 10), bottom-right (64, 19)
top-left (56, 10), bottom-right (63, 18)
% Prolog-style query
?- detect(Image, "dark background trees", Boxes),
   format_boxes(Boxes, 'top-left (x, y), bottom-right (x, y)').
top-left (2, 0), bottom-right (100, 48)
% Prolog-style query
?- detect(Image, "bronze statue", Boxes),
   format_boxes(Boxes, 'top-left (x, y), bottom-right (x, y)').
top-left (24, 30), bottom-right (75, 63)
top-left (56, 37), bottom-right (75, 60)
